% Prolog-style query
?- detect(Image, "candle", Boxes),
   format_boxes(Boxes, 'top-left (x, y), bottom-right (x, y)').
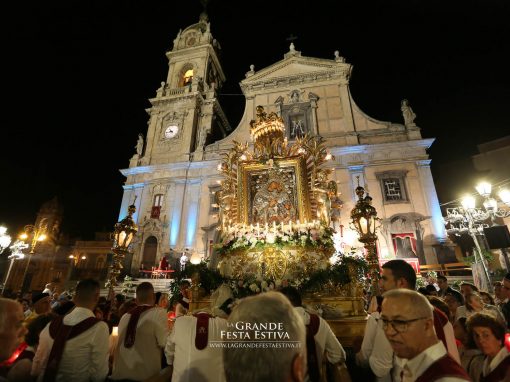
top-left (112, 326), bottom-right (118, 337)
top-left (256, 223), bottom-right (260, 235)
top-left (281, 222), bottom-right (284, 231)
top-left (273, 221), bottom-right (276, 232)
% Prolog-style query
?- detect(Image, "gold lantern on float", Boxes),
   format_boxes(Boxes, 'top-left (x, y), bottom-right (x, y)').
top-left (107, 203), bottom-right (138, 291)
top-left (350, 182), bottom-right (380, 294)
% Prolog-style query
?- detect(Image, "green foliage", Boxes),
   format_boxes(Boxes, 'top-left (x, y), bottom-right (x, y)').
top-left (463, 250), bottom-right (494, 265)
top-left (298, 255), bottom-right (369, 294)
top-left (167, 254), bottom-right (369, 301)
top-left (121, 275), bottom-right (136, 297)
top-left (167, 260), bottom-right (224, 307)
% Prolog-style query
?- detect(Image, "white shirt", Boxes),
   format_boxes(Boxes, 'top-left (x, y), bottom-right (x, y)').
top-left (32, 307), bottom-right (109, 382)
top-left (356, 311), bottom-right (379, 368)
top-left (369, 310), bottom-right (460, 381)
top-left (111, 306), bottom-right (169, 381)
top-left (393, 341), bottom-right (468, 382)
top-left (482, 346), bottom-right (509, 377)
top-left (294, 307), bottom-right (346, 366)
top-left (165, 314), bottom-right (227, 382)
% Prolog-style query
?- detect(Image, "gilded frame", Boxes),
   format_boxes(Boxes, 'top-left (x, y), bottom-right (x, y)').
top-left (237, 156), bottom-right (311, 225)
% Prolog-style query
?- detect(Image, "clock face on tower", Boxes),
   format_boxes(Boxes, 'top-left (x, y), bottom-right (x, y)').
top-left (164, 125), bottom-right (179, 139)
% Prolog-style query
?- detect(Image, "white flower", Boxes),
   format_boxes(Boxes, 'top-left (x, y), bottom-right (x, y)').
top-left (261, 281), bottom-right (268, 289)
top-left (249, 283), bottom-right (258, 292)
top-left (256, 288), bottom-right (261, 293)
top-left (275, 279), bottom-right (282, 287)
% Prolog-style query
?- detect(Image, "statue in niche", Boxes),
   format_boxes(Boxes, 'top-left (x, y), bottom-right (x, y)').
top-left (401, 99), bottom-right (417, 126)
top-left (290, 118), bottom-right (305, 138)
top-left (314, 172), bottom-right (334, 226)
top-left (196, 126), bottom-right (208, 151)
top-left (135, 134), bottom-right (144, 156)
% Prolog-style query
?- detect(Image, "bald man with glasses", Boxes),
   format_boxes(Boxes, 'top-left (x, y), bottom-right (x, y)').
top-left (381, 289), bottom-right (470, 382)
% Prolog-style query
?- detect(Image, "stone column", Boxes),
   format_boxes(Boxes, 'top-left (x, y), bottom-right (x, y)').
top-left (416, 160), bottom-right (446, 243)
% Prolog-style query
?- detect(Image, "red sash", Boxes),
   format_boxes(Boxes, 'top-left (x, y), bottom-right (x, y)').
top-left (480, 355), bottom-right (510, 382)
top-left (124, 305), bottom-right (155, 348)
top-left (44, 316), bottom-right (100, 382)
top-left (415, 354), bottom-right (470, 382)
top-left (194, 313), bottom-right (211, 350)
top-left (433, 307), bottom-right (448, 350)
top-left (306, 314), bottom-right (321, 382)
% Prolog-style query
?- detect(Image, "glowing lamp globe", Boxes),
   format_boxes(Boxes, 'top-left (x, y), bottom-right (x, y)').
top-left (113, 204), bottom-right (138, 251)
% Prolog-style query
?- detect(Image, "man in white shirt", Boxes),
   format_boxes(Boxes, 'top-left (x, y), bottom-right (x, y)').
top-left (356, 260), bottom-right (460, 382)
top-left (280, 286), bottom-right (346, 381)
top-left (164, 284), bottom-right (233, 382)
top-left (31, 279), bottom-right (109, 382)
top-left (111, 282), bottom-right (168, 381)
top-left (381, 289), bottom-right (470, 382)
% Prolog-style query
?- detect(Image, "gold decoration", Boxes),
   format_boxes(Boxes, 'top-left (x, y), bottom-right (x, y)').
top-left (216, 105), bottom-right (342, 284)
top-left (259, 247), bottom-right (287, 280)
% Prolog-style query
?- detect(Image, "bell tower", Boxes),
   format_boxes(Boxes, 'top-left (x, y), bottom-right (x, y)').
top-left (132, 12), bottom-right (230, 167)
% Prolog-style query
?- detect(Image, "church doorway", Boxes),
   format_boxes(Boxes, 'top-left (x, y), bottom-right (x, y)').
top-left (142, 236), bottom-right (158, 269)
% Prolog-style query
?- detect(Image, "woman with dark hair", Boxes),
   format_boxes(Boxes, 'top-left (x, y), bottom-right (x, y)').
top-left (467, 313), bottom-right (509, 382)
top-left (7, 313), bottom-right (54, 382)
top-left (454, 317), bottom-right (484, 382)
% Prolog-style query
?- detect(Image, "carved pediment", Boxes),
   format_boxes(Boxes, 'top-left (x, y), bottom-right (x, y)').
top-left (240, 56), bottom-right (351, 91)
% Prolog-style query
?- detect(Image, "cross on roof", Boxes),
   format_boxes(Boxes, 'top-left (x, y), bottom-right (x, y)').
top-left (286, 34), bottom-right (298, 43)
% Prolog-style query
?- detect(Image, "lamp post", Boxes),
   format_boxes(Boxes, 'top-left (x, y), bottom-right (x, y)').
top-left (0, 226), bottom-right (12, 254)
top-left (1, 240), bottom-right (28, 295)
top-left (350, 183), bottom-right (380, 295)
top-left (106, 203), bottom-right (137, 296)
top-left (444, 182), bottom-right (510, 292)
top-left (19, 222), bottom-right (48, 292)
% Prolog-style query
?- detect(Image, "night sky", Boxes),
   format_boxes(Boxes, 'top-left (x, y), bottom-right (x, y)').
top-left (1, 0), bottom-right (509, 240)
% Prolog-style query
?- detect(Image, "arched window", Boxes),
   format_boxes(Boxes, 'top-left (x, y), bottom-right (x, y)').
top-left (183, 69), bottom-right (193, 86)
top-left (151, 194), bottom-right (163, 219)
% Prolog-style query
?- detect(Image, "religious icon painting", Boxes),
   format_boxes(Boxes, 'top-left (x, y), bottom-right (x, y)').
top-left (237, 156), bottom-right (311, 225)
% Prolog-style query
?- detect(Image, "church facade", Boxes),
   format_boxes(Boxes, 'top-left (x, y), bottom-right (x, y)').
top-left (118, 14), bottom-right (448, 274)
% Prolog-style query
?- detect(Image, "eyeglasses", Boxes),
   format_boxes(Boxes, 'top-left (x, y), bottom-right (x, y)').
top-left (381, 317), bottom-right (428, 333)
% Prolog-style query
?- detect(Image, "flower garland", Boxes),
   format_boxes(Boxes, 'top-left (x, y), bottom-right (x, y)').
top-left (216, 223), bottom-right (335, 256)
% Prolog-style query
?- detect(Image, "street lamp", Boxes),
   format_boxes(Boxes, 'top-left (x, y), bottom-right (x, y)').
top-left (444, 181), bottom-right (510, 292)
top-left (106, 203), bottom-right (138, 293)
top-left (19, 222), bottom-right (48, 292)
top-left (1, 240), bottom-right (28, 295)
top-left (350, 183), bottom-right (380, 294)
top-left (0, 226), bottom-right (12, 254)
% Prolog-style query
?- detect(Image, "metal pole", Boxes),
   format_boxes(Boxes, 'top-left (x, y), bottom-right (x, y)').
top-left (501, 248), bottom-right (510, 272)
top-left (1, 257), bottom-right (16, 295)
top-left (365, 242), bottom-right (381, 296)
top-left (20, 253), bottom-right (33, 293)
top-left (466, 209), bottom-right (492, 293)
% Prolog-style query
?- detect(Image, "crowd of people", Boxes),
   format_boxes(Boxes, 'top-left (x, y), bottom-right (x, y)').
top-left (0, 263), bottom-right (508, 382)
top-left (355, 261), bottom-right (510, 382)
